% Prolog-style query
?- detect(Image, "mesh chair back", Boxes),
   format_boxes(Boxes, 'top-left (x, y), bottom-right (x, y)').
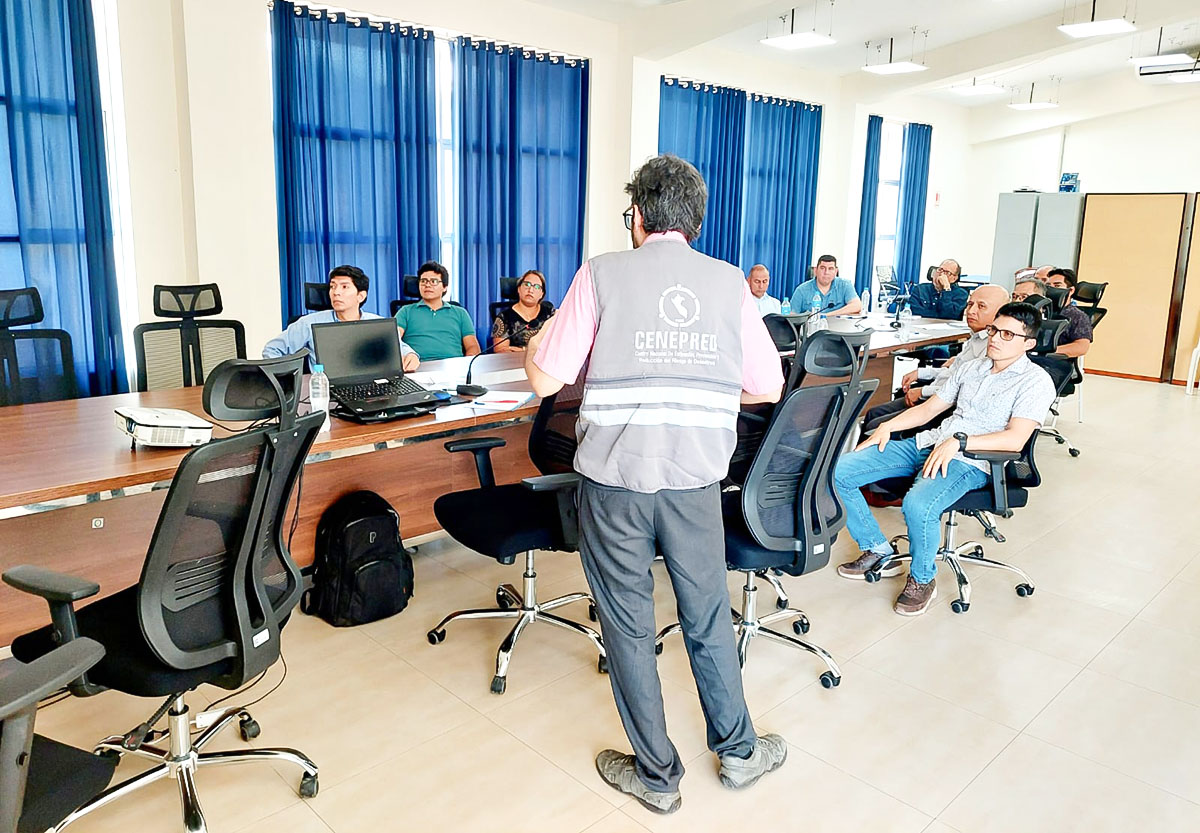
top-left (816, 376), bottom-right (879, 535)
top-left (153, 284), bottom-right (222, 319)
top-left (1032, 318), bottom-right (1069, 355)
top-left (1073, 281), bottom-right (1107, 307)
top-left (1088, 307), bottom-right (1107, 330)
top-left (489, 278), bottom-right (522, 322)
top-left (762, 314), bottom-right (796, 353)
top-left (0, 331), bottom-right (76, 406)
top-left (137, 356), bottom-right (320, 686)
top-left (0, 288), bottom-right (43, 328)
top-left (134, 318), bottom-right (246, 391)
top-left (1044, 286), bottom-right (1069, 317)
top-left (1025, 295), bottom-right (1053, 316)
top-left (1030, 353), bottom-right (1075, 398)
top-left (739, 383), bottom-right (846, 573)
top-left (528, 381), bottom-right (583, 475)
top-left (787, 329), bottom-right (872, 394)
top-left (1007, 431), bottom-right (1041, 490)
top-left (304, 282), bottom-right (332, 312)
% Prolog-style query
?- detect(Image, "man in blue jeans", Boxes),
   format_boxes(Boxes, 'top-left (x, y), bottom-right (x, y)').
top-left (833, 302), bottom-right (1056, 615)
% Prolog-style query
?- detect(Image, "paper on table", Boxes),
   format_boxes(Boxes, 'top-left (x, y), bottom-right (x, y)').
top-left (465, 390), bottom-right (535, 412)
top-left (434, 403), bottom-right (478, 422)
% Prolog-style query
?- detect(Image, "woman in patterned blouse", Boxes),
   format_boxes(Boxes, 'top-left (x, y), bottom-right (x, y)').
top-left (491, 269), bottom-right (555, 352)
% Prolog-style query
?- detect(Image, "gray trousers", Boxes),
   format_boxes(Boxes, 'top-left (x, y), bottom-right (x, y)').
top-left (578, 479), bottom-right (756, 793)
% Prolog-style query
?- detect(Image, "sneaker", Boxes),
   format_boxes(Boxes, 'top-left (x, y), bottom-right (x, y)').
top-left (594, 750), bottom-right (681, 815)
top-left (718, 734), bottom-right (788, 790)
top-left (894, 576), bottom-right (937, 616)
top-left (837, 551), bottom-right (903, 580)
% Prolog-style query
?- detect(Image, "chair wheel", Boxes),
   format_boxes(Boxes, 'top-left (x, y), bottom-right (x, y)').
top-left (1054, 436), bottom-right (1065, 444)
top-left (775, 597), bottom-right (789, 610)
top-left (1016, 583), bottom-right (1035, 597)
top-left (299, 774), bottom-right (318, 798)
top-left (496, 591), bottom-right (512, 609)
top-left (654, 642), bottom-right (664, 655)
top-left (96, 748), bottom-right (122, 762)
top-left (597, 654), bottom-right (609, 674)
top-left (238, 716), bottom-right (260, 741)
top-left (427, 629), bottom-right (446, 645)
top-left (973, 545), bottom-right (984, 556)
top-left (951, 600), bottom-right (970, 614)
top-left (864, 570), bottom-right (880, 583)
top-left (588, 603), bottom-right (598, 622)
top-left (1068, 448), bottom-right (1081, 457)
top-left (490, 675), bottom-right (507, 695)
top-left (793, 617), bottom-right (810, 635)
top-left (819, 671), bottom-right (839, 689)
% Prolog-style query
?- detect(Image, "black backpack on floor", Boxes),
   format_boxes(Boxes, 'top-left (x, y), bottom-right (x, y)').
top-left (301, 490), bottom-right (414, 627)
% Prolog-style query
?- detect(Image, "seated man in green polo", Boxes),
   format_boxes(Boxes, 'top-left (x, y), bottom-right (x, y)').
top-left (394, 261), bottom-right (481, 361)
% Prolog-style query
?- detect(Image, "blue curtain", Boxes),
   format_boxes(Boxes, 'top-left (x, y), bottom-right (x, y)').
top-left (272, 2), bottom-right (440, 322)
top-left (854, 114), bottom-right (883, 296)
top-left (0, 0), bottom-right (126, 396)
top-left (739, 95), bottom-right (821, 301)
top-left (658, 78), bottom-right (745, 265)
top-left (456, 39), bottom-right (589, 344)
top-left (894, 121), bottom-right (932, 291)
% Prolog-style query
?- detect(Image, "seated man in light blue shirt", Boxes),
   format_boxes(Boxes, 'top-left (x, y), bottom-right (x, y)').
top-left (787, 254), bottom-right (862, 316)
top-left (394, 260), bottom-right (481, 361)
top-left (747, 264), bottom-right (781, 316)
top-left (263, 265), bottom-right (419, 370)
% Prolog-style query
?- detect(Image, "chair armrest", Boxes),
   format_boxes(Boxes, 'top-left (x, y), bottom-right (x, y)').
top-left (445, 437), bottom-right (506, 488)
top-left (0, 639), bottom-right (105, 721)
top-left (963, 451), bottom-right (1017, 516)
top-left (521, 473), bottom-right (581, 492)
top-left (3, 565), bottom-right (99, 603)
top-left (2, 566), bottom-right (106, 696)
top-left (522, 473), bottom-right (582, 550)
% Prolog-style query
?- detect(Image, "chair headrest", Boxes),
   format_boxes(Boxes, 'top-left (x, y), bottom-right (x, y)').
top-left (762, 314), bottom-right (797, 351)
top-left (1043, 286), bottom-right (1069, 315)
top-left (202, 352), bottom-right (305, 429)
top-left (0, 287), bottom-right (44, 328)
top-left (154, 284), bottom-right (223, 319)
top-left (801, 330), bottom-right (870, 379)
top-left (402, 275), bottom-right (420, 298)
top-left (304, 282), bottom-right (332, 312)
top-left (499, 276), bottom-right (521, 300)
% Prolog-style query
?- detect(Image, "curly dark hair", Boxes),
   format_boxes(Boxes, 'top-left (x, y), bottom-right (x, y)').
top-left (624, 154), bottom-right (707, 241)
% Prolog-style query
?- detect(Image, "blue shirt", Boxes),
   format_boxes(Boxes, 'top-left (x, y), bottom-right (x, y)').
top-left (907, 281), bottom-right (969, 320)
top-left (262, 310), bottom-right (415, 362)
top-left (788, 278), bottom-right (857, 314)
top-left (394, 301), bottom-right (476, 360)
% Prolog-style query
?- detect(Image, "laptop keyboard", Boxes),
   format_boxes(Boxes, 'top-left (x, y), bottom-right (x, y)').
top-left (334, 377), bottom-right (424, 401)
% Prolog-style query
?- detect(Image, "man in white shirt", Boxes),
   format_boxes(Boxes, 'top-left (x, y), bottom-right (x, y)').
top-left (746, 264), bottom-right (781, 317)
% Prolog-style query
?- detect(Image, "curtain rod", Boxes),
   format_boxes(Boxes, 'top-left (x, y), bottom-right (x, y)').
top-left (267, 1), bottom-right (587, 62)
top-left (662, 75), bottom-right (821, 110)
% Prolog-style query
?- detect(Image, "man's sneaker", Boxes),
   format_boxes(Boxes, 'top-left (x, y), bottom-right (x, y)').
top-left (594, 750), bottom-right (681, 815)
top-left (718, 734), bottom-right (788, 790)
top-left (894, 576), bottom-right (937, 616)
top-left (837, 551), bottom-right (904, 580)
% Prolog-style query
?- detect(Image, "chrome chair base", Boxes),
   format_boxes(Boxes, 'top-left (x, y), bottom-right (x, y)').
top-left (655, 570), bottom-right (842, 689)
top-left (57, 696), bottom-right (318, 833)
top-left (868, 511), bottom-right (1036, 613)
top-left (427, 549), bottom-right (606, 694)
top-left (1040, 396), bottom-right (1081, 457)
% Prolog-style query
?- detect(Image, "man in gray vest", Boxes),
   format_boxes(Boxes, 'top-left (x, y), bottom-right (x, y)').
top-left (525, 154), bottom-right (786, 814)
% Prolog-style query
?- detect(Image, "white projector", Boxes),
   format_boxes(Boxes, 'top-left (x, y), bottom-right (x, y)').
top-left (115, 407), bottom-right (213, 448)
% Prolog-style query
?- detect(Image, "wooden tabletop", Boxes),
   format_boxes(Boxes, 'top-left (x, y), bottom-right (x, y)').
top-left (0, 353), bottom-right (536, 510)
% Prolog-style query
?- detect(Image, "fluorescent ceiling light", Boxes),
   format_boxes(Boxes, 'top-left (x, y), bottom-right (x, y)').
top-left (1057, 18), bottom-right (1136, 38)
top-left (949, 81), bottom-right (1006, 96)
top-left (1008, 101), bottom-right (1059, 110)
top-left (862, 61), bottom-right (928, 75)
top-left (761, 31), bottom-right (835, 49)
top-left (1168, 71), bottom-right (1200, 83)
top-left (1130, 52), bottom-right (1194, 67)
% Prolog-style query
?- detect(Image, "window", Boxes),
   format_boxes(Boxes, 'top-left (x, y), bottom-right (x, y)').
top-left (872, 120), bottom-right (904, 279)
top-left (434, 37), bottom-right (458, 297)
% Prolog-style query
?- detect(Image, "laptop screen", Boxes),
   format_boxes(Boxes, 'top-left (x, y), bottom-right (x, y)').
top-left (311, 318), bottom-right (403, 384)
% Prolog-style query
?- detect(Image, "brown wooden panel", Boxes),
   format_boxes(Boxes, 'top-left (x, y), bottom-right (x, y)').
top-left (1172, 198), bottom-right (1200, 384)
top-left (1076, 193), bottom-right (1187, 378)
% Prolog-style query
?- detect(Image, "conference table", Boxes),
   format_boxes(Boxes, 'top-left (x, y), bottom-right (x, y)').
top-left (0, 317), bottom-right (967, 645)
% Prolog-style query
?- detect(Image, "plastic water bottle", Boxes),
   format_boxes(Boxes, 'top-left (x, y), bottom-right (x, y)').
top-left (309, 363), bottom-right (331, 434)
top-left (810, 297), bottom-right (821, 315)
top-left (815, 314), bottom-right (829, 333)
top-left (860, 289), bottom-right (871, 314)
top-left (780, 297), bottom-right (791, 315)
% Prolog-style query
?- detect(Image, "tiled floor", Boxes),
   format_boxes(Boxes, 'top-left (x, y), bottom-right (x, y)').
top-left (32, 375), bottom-right (1200, 832)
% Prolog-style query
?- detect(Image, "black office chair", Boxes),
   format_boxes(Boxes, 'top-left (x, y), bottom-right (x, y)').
top-left (0, 287), bottom-right (76, 407)
top-left (1073, 280), bottom-right (1108, 311)
top-left (426, 390), bottom-right (605, 695)
top-left (133, 284), bottom-right (247, 391)
top-left (1044, 286), bottom-right (1070, 317)
top-left (657, 373), bottom-right (876, 688)
top-left (304, 281), bottom-right (332, 312)
top-left (487, 276), bottom-right (522, 325)
top-left (0, 639), bottom-right (118, 833)
top-left (3, 354), bottom-right (323, 830)
top-left (863, 430), bottom-right (1043, 613)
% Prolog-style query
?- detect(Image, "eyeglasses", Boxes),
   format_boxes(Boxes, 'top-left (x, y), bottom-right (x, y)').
top-left (418, 278), bottom-right (443, 287)
top-left (986, 325), bottom-right (1031, 342)
top-left (518, 280), bottom-right (544, 291)
top-left (622, 208), bottom-right (634, 231)
top-left (934, 267), bottom-right (959, 277)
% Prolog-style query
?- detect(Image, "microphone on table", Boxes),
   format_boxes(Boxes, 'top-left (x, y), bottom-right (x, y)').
top-left (457, 321), bottom-right (531, 397)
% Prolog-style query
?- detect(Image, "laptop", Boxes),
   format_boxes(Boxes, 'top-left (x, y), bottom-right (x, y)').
top-left (311, 318), bottom-right (446, 419)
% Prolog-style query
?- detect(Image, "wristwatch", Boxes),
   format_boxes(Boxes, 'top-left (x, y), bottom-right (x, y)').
top-left (953, 432), bottom-right (968, 452)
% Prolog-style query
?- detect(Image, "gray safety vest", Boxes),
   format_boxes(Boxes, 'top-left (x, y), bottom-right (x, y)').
top-left (575, 236), bottom-right (745, 493)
